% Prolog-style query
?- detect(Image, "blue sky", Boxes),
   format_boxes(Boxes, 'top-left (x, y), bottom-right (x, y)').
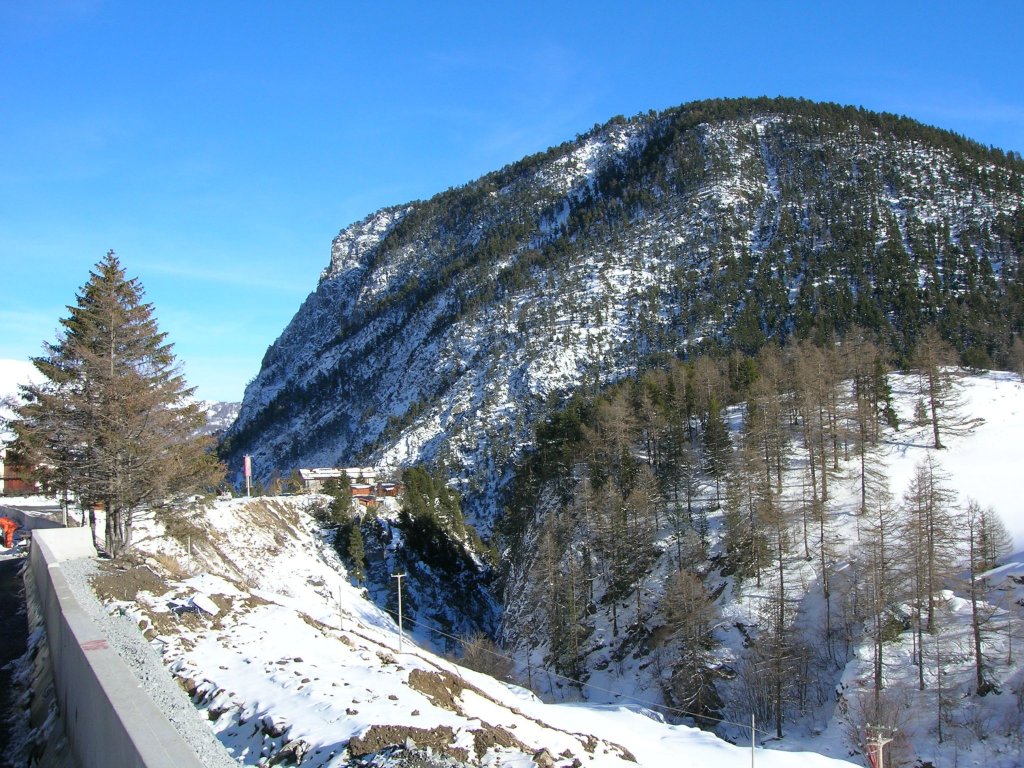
top-left (2, 2), bottom-right (1023, 402)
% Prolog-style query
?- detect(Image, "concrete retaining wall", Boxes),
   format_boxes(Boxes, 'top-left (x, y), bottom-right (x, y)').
top-left (28, 528), bottom-right (206, 768)
top-left (0, 503), bottom-right (65, 532)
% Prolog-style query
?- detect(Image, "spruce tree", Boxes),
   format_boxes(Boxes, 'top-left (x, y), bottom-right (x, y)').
top-left (13, 251), bottom-right (222, 556)
top-left (701, 394), bottom-right (731, 505)
top-left (347, 522), bottom-right (366, 584)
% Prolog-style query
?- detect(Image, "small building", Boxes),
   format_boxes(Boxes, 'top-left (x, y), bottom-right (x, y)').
top-left (377, 483), bottom-right (400, 498)
top-left (298, 467), bottom-right (378, 494)
top-left (344, 467), bottom-right (377, 486)
top-left (0, 446), bottom-right (38, 495)
top-left (297, 468), bottom-right (341, 494)
top-left (350, 484), bottom-right (374, 500)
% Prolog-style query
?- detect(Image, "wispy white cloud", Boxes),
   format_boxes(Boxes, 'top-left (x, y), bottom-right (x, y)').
top-left (0, 0), bottom-right (103, 37)
top-left (140, 260), bottom-right (312, 295)
top-left (916, 100), bottom-right (1024, 133)
top-left (0, 308), bottom-right (64, 359)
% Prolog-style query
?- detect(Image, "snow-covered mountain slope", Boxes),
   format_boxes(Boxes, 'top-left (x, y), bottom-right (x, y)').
top-left (500, 370), bottom-right (1024, 767)
top-left (195, 400), bottom-right (241, 437)
top-left (84, 494), bottom-right (857, 767)
top-left (31, 370), bottom-right (1023, 767)
top-left (884, 372), bottom-right (1024, 552)
top-left (222, 97), bottom-right (1024, 530)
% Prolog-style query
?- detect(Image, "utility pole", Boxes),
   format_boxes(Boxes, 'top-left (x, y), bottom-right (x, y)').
top-left (392, 572), bottom-right (406, 652)
top-left (338, 581), bottom-right (344, 633)
top-left (751, 713), bottom-right (755, 768)
top-left (866, 724), bottom-right (894, 768)
top-left (244, 454), bottom-right (252, 498)
top-left (1006, 588), bottom-right (1014, 664)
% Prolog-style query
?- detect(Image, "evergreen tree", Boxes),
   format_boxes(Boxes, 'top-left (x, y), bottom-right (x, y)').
top-left (286, 468), bottom-right (304, 494)
top-left (13, 252), bottom-right (222, 556)
top-left (659, 423), bottom-right (706, 565)
top-left (325, 472), bottom-right (353, 525)
top-left (347, 521), bottom-right (366, 584)
top-left (702, 394), bottom-right (731, 505)
top-left (662, 569), bottom-right (722, 724)
top-left (533, 508), bottom-right (591, 682)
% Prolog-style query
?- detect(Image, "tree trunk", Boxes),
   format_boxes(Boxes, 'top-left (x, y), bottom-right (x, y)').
top-left (969, 573), bottom-right (986, 694)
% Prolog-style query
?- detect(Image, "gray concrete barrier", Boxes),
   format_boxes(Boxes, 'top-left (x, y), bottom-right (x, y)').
top-left (0, 502), bottom-right (65, 532)
top-left (29, 528), bottom-right (206, 768)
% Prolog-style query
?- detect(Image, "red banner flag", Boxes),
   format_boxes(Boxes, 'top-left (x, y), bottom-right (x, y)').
top-left (867, 742), bottom-right (879, 768)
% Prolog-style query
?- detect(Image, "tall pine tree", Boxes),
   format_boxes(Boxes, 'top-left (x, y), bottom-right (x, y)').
top-left (14, 252), bottom-right (223, 555)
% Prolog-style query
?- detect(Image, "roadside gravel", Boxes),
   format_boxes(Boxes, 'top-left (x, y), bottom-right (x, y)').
top-left (58, 557), bottom-right (239, 768)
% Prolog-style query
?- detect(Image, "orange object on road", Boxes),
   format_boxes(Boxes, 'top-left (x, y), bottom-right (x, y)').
top-left (0, 517), bottom-right (17, 548)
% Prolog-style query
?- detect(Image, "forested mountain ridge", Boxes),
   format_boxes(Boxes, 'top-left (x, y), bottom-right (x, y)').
top-left (217, 97), bottom-right (1024, 763)
top-left (222, 96), bottom-right (1024, 523)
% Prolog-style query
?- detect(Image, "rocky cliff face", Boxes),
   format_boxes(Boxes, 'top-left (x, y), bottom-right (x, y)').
top-left (222, 97), bottom-right (1024, 527)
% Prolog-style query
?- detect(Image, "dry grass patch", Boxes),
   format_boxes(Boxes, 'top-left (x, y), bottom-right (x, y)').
top-left (90, 560), bottom-right (170, 604)
top-left (470, 723), bottom-right (529, 759)
top-left (238, 499), bottom-right (303, 545)
top-left (407, 668), bottom-right (487, 713)
top-left (151, 552), bottom-right (192, 580)
top-left (154, 506), bottom-right (208, 548)
top-left (347, 724), bottom-right (467, 762)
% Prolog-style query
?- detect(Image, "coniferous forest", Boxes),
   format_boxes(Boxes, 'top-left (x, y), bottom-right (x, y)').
top-left (497, 330), bottom-right (1015, 744)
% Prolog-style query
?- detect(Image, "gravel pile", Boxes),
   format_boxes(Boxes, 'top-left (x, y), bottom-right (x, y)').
top-left (58, 557), bottom-right (239, 768)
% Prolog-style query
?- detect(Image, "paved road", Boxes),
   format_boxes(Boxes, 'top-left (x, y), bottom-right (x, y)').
top-left (0, 554), bottom-right (28, 760)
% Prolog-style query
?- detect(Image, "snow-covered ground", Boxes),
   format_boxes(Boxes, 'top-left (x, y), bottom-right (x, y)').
top-left (5, 356), bottom-right (1024, 766)
top-left (501, 369), bottom-right (1024, 768)
top-left (828, 371), bottom-right (1024, 767)
top-left (68, 495), bottom-right (856, 767)
top-left (702, 370), bottom-right (1024, 767)
top-left (885, 371), bottom-right (1024, 554)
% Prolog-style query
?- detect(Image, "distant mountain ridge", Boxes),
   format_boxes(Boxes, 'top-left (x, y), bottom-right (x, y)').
top-left (0, 358), bottom-right (238, 440)
top-left (222, 96), bottom-right (1024, 523)
top-left (195, 400), bottom-right (241, 438)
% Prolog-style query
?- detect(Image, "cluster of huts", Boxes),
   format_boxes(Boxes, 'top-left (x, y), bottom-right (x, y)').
top-left (296, 467), bottom-right (400, 506)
